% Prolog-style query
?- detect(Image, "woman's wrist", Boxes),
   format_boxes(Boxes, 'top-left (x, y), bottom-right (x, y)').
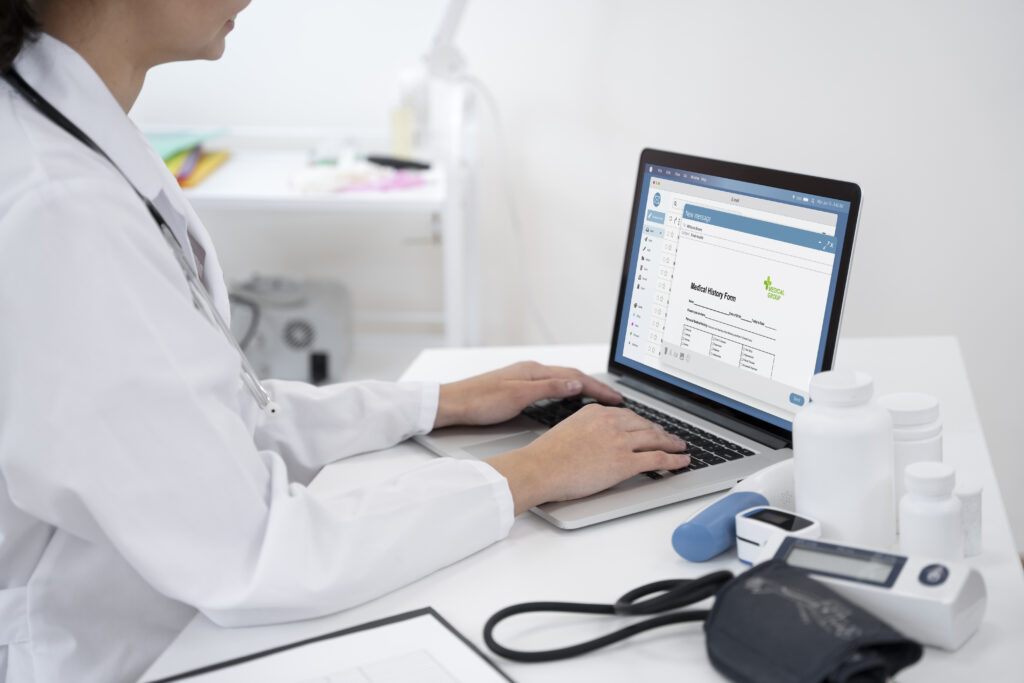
top-left (484, 447), bottom-right (548, 516)
top-left (434, 381), bottom-right (465, 429)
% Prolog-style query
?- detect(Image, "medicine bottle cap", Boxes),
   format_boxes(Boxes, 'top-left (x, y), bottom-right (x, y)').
top-left (905, 461), bottom-right (955, 497)
top-left (808, 369), bottom-right (873, 406)
top-left (877, 393), bottom-right (940, 426)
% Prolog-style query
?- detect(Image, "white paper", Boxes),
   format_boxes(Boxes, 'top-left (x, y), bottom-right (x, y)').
top-left (167, 612), bottom-right (508, 683)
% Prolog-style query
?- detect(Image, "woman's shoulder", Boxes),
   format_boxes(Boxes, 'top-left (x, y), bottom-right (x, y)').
top-left (0, 85), bottom-right (128, 211)
top-left (0, 100), bottom-right (161, 265)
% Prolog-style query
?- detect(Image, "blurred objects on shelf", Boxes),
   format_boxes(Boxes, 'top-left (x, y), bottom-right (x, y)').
top-left (145, 130), bottom-right (230, 188)
top-left (289, 159), bottom-right (426, 194)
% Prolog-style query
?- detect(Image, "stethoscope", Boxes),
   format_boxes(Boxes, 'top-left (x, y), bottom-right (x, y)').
top-left (483, 570), bottom-right (734, 662)
top-left (2, 68), bottom-right (278, 415)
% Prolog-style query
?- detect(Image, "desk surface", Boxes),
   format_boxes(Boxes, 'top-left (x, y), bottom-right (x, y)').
top-left (143, 337), bottom-right (1024, 682)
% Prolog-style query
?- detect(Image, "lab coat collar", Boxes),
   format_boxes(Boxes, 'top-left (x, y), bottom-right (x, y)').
top-left (12, 34), bottom-right (231, 318)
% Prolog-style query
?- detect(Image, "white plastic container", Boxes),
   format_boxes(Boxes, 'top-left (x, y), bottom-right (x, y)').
top-left (956, 478), bottom-right (983, 557)
top-left (899, 461), bottom-right (963, 560)
top-left (877, 393), bottom-right (942, 506)
top-left (793, 370), bottom-right (895, 549)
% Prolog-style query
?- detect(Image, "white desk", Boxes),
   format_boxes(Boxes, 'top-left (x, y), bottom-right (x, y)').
top-left (142, 337), bottom-right (1024, 682)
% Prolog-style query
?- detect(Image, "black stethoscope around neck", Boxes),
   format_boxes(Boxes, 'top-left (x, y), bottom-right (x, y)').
top-left (2, 68), bottom-right (277, 415)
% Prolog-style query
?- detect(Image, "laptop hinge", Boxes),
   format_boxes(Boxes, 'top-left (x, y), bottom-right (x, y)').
top-left (616, 375), bottom-right (790, 449)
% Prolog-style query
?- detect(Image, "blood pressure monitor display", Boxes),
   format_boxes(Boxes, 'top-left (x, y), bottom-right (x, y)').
top-left (784, 544), bottom-right (899, 586)
top-left (773, 536), bottom-right (986, 651)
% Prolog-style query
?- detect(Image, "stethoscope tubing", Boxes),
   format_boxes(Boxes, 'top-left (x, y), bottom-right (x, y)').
top-left (482, 570), bottom-right (733, 662)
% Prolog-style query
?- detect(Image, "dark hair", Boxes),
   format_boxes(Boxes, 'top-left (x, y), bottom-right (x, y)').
top-left (0, 0), bottom-right (40, 72)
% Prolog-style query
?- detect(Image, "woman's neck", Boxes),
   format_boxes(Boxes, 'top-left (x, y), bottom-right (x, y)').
top-left (41, 3), bottom-right (148, 112)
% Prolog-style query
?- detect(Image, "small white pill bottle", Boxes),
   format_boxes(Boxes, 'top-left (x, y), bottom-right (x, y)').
top-left (876, 392), bottom-right (942, 507)
top-left (793, 370), bottom-right (895, 549)
top-left (956, 477), bottom-right (983, 557)
top-left (899, 461), bottom-right (962, 560)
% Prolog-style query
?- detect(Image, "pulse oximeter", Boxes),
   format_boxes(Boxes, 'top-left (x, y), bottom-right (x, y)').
top-left (735, 506), bottom-right (821, 564)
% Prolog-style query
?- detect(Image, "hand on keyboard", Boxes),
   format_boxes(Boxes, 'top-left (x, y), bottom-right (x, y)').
top-left (434, 361), bottom-right (622, 428)
top-left (524, 396), bottom-right (756, 479)
top-left (484, 403), bottom-right (690, 515)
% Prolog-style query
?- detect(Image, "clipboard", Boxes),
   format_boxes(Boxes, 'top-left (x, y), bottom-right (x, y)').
top-left (145, 608), bottom-right (513, 683)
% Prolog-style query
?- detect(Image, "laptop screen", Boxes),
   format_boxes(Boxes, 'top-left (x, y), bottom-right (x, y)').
top-left (611, 151), bottom-right (859, 433)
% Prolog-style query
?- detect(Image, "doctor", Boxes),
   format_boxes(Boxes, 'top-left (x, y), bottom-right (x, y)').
top-left (0, 2), bottom-right (689, 682)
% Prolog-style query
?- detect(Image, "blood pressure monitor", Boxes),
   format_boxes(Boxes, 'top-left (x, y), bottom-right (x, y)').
top-left (734, 506), bottom-right (821, 565)
top-left (762, 536), bottom-right (987, 651)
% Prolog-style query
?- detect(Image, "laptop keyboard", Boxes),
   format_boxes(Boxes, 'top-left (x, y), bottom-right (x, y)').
top-left (521, 396), bottom-right (756, 479)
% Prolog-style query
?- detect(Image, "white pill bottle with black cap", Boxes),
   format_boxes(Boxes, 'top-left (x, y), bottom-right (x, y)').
top-left (793, 369), bottom-right (896, 549)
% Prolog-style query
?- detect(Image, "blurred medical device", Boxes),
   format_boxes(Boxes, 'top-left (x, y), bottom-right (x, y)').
top-left (229, 276), bottom-right (352, 385)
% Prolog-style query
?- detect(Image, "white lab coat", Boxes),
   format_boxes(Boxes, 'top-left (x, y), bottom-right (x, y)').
top-left (0, 35), bottom-right (514, 683)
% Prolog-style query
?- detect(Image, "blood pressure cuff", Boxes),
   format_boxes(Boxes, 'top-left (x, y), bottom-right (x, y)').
top-left (704, 560), bottom-right (923, 683)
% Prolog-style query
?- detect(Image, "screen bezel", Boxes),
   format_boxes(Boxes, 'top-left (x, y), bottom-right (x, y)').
top-left (607, 148), bottom-right (862, 443)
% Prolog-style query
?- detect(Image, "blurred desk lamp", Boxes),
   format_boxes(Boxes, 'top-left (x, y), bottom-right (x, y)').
top-left (391, 0), bottom-right (555, 344)
top-left (389, 0), bottom-right (484, 346)
top-left (391, 0), bottom-right (472, 162)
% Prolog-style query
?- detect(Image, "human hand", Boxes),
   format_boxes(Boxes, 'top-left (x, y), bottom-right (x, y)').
top-left (484, 404), bottom-right (689, 515)
top-left (433, 361), bottom-right (622, 429)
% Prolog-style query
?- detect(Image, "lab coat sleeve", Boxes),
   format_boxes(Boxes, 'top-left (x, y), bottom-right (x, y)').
top-left (252, 377), bottom-right (441, 483)
top-left (0, 179), bottom-right (515, 626)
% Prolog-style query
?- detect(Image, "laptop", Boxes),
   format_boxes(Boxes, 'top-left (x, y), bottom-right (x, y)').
top-left (417, 148), bottom-right (862, 529)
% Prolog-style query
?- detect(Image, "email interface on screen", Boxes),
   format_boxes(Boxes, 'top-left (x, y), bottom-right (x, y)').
top-left (615, 164), bottom-right (851, 430)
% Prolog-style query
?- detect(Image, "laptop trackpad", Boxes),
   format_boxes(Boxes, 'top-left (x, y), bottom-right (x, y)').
top-left (464, 432), bottom-right (539, 459)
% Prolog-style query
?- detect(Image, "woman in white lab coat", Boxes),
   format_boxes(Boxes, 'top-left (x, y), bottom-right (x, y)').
top-left (0, 2), bottom-right (688, 681)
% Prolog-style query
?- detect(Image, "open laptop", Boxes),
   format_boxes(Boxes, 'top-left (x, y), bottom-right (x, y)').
top-left (417, 148), bottom-right (862, 528)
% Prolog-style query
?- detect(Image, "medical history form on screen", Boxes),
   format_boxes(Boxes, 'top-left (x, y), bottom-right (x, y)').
top-left (615, 164), bottom-right (851, 429)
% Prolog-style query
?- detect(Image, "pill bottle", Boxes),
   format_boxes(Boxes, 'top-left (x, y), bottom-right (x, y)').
top-left (899, 461), bottom-right (962, 560)
top-left (793, 369), bottom-right (895, 549)
top-left (877, 393), bottom-right (942, 507)
top-left (956, 478), bottom-right (983, 557)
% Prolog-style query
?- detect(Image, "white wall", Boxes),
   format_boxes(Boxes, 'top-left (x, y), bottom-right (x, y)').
top-left (133, 0), bottom-right (1024, 548)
